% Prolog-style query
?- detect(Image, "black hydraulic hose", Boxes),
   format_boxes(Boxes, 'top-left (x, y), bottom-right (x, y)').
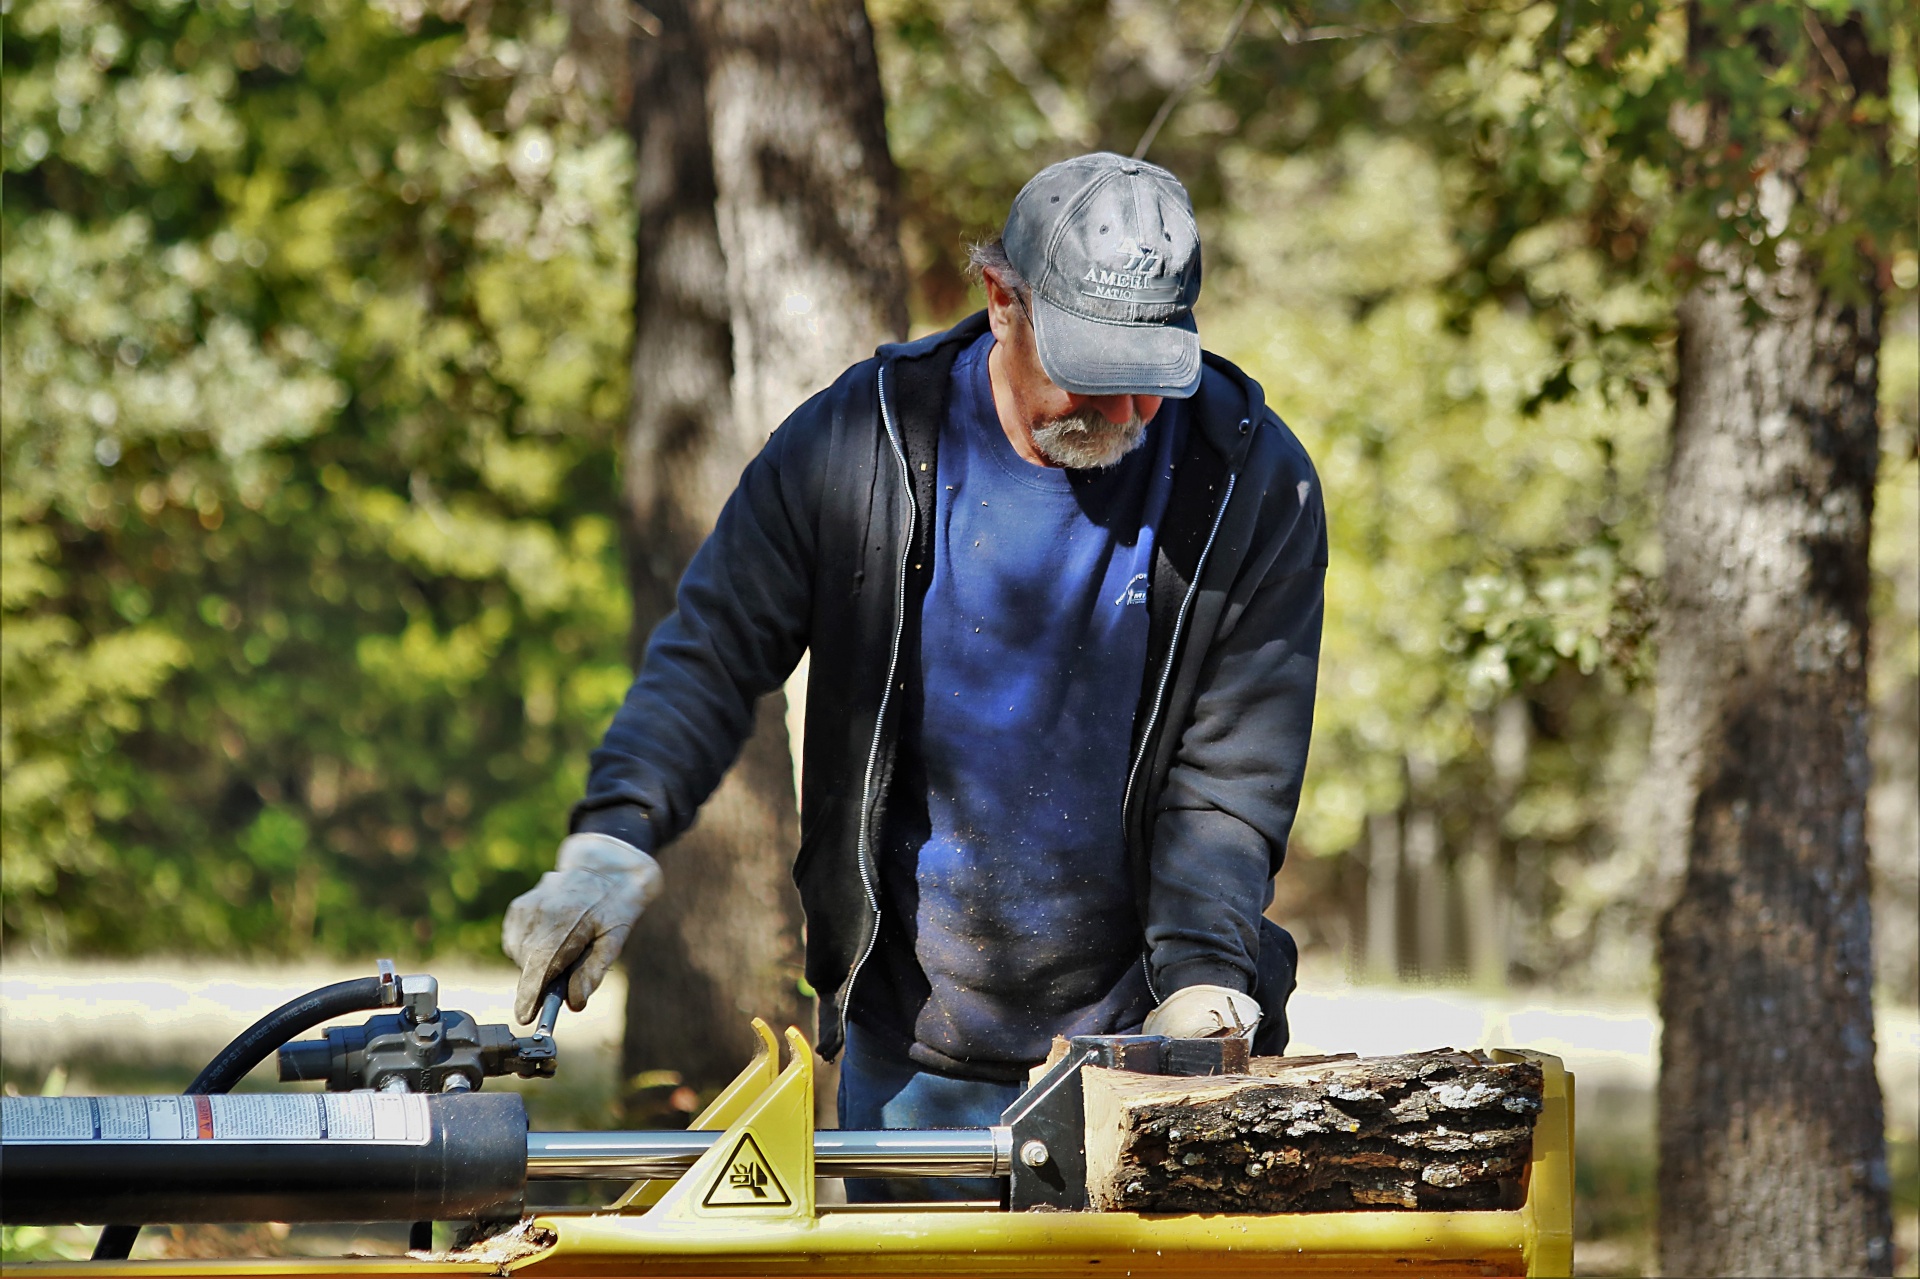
top-left (177, 976), bottom-right (389, 1095)
top-left (92, 975), bottom-right (390, 1261)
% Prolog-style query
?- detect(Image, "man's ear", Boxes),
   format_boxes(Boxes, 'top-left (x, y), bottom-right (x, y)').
top-left (982, 270), bottom-right (1023, 344)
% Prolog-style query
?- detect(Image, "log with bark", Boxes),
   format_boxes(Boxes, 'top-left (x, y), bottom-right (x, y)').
top-left (1083, 1050), bottom-right (1543, 1213)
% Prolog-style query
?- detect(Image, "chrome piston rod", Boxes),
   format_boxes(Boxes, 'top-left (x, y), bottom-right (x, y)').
top-left (527, 1127), bottom-right (1014, 1180)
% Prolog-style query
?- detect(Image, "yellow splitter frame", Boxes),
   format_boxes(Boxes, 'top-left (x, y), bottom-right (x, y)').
top-left (5, 1022), bottom-right (1574, 1278)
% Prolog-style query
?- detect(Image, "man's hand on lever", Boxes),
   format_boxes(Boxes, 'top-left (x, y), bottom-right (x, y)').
top-left (502, 832), bottom-right (663, 1025)
top-left (1142, 985), bottom-right (1262, 1040)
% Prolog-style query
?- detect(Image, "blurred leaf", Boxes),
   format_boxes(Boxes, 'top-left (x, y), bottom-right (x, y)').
top-left (2, 0), bottom-right (633, 958)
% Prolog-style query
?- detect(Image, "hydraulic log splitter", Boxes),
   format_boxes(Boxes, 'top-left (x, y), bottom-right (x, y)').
top-left (0, 962), bottom-right (1575, 1277)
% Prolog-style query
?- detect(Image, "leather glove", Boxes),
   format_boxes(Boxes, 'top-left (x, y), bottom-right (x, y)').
top-left (502, 833), bottom-right (663, 1024)
top-left (1142, 984), bottom-right (1262, 1039)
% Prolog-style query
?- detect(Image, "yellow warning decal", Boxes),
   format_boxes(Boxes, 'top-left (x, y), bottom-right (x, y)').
top-left (701, 1131), bottom-right (791, 1208)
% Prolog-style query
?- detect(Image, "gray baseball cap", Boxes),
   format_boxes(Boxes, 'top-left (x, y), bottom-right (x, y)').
top-left (1002, 152), bottom-right (1203, 398)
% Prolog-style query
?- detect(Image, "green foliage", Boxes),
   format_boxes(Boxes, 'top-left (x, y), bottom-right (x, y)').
top-left (0, 1224), bottom-right (92, 1265)
top-left (1, 0), bottom-right (634, 957)
top-left (1200, 138), bottom-right (1668, 981)
top-left (3, 0), bottom-right (1912, 995)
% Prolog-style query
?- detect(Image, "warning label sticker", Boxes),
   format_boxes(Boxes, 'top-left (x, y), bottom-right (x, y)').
top-left (1, 1094), bottom-right (430, 1145)
top-left (700, 1132), bottom-right (791, 1208)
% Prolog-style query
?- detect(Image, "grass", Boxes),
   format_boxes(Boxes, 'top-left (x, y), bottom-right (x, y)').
top-left (1893, 1125), bottom-right (1920, 1277)
top-left (1573, 1085), bottom-right (1656, 1277)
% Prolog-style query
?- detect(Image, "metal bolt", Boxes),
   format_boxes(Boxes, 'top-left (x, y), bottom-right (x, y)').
top-left (400, 974), bottom-right (439, 1024)
top-left (1019, 1140), bottom-right (1050, 1168)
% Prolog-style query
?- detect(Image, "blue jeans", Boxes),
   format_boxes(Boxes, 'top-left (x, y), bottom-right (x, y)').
top-left (836, 1020), bottom-right (1022, 1203)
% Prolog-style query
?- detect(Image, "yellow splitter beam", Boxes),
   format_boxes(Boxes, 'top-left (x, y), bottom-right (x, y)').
top-left (2, 1023), bottom-right (1574, 1278)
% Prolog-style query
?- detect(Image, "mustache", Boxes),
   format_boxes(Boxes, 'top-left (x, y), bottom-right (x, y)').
top-left (1030, 406), bottom-right (1150, 470)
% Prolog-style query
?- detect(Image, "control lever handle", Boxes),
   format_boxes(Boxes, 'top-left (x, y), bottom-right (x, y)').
top-left (534, 980), bottom-right (565, 1039)
top-left (501, 972), bottom-right (569, 1078)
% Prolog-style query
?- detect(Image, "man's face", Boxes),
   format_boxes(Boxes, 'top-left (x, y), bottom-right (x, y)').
top-left (983, 271), bottom-right (1164, 470)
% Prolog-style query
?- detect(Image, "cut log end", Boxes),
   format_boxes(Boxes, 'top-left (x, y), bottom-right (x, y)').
top-left (1083, 1049), bottom-right (1544, 1214)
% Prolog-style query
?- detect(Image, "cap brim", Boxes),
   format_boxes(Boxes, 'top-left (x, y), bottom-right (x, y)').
top-left (1030, 295), bottom-right (1202, 398)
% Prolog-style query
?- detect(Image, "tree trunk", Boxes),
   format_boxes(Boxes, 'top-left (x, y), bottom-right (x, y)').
top-left (1083, 1051), bottom-right (1543, 1213)
top-left (1650, 232), bottom-right (1892, 1273)
top-left (690, 0), bottom-right (908, 1072)
top-left (1405, 803), bottom-right (1448, 981)
top-left (615, 0), bottom-right (808, 1113)
top-left (695, 0), bottom-right (909, 443)
top-left (613, 0), bottom-right (907, 1112)
top-left (1456, 828), bottom-right (1502, 989)
top-left (1461, 696), bottom-right (1527, 990)
top-left (1364, 810), bottom-right (1400, 982)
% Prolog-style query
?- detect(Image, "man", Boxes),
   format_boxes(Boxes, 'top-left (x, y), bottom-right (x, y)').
top-left (503, 153), bottom-right (1325, 1199)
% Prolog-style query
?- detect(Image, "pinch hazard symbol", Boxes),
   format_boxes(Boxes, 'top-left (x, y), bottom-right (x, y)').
top-left (701, 1132), bottom-right (791, 1208)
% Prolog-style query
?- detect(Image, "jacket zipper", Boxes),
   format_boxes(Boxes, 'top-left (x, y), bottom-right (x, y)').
top-left (840, 363), bottom-right (915, 1051)
top-left (1126, 467), bottom-right (1239, 1008)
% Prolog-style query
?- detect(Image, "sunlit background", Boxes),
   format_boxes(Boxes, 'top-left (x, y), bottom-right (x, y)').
top-left (2, 0), bottom-right (1915, 1272)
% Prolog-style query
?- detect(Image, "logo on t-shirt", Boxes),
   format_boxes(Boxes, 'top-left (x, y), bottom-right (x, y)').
top-left (1115, 573), bottom-right (1149, 607)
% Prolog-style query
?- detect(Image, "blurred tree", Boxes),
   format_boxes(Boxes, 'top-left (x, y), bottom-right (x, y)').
top-left (1, 0), bottom-right (635, 959)
top-left (605, 0), bottom-right (796, 1116)
top-left (607, 0), bottom-right (907, 1104)
top-left (1195, 134), bottom-right (1668, 985)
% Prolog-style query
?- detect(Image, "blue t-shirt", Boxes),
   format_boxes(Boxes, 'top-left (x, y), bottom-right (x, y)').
top-left (850, 331), bottom-right (1184, 1078)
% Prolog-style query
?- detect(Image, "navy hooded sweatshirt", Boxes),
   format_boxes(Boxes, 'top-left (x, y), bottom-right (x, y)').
top-left (849, 332), bottom-right (1185, 1074)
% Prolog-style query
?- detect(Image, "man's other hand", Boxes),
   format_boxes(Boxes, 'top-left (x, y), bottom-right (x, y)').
top-left (1142, 984), bottom-right (1262, 1040)
top-left (502, 833), bottom-right (663, 1024)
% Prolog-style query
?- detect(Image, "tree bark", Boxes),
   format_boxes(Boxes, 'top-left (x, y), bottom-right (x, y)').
top-left (695, 0), bottom-right (910, 443)
top-left (613, 0), bottom-right (907, 1111)
top-left (1364, 810), bottom-right (1400, 982)
top-left (1461, 696), bottom-right (1527, 989)
top-left (1405, 803), bottom-right (1449, 981)
top-left (615, 0), bottom-right (808, 1111)
top-left (1650, 201), bottom-right (1893, 1278)
top-left (688, 0), bottom-right (908, 1083)
top-left (1083, 1051), bottom-right (1543, 1213)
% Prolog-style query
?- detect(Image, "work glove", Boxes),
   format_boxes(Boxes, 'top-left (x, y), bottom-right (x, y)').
top-left (1142, 984), bottom-right (1262, 1040)
top-left (502, 832), bottom-right (663, 1025)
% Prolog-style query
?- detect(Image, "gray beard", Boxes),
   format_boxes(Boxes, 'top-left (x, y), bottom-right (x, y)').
top-left (1030, 408), bottom-right (1149, 470)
